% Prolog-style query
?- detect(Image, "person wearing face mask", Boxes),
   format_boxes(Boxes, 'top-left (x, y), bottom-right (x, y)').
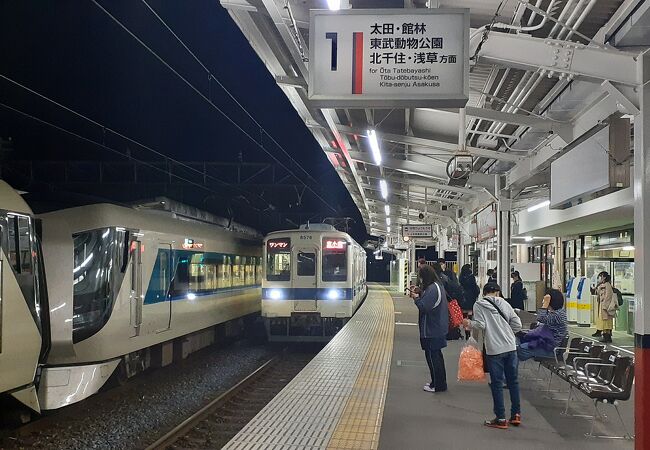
top-left (596, 271), bottom-right (617, 343)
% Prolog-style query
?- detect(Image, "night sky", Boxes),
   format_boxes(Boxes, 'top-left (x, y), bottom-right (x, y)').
top-left (0, 1), bottom-right (366, 240)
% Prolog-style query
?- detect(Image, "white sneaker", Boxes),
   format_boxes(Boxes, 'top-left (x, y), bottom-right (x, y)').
top-left (423, 384), bottom-right (436, 393)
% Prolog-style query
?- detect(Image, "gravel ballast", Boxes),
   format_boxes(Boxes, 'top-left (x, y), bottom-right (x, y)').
top-left (2, 340), bottom-right (276, 449)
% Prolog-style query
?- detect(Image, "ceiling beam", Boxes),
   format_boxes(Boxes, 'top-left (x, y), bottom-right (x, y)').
top-left (360, 172), bottom-right (477, 196)
top-left (337, 125), bottom-right (524, 162)
top-left (342, 149), bottom-right (449, 180)
top-left (361, 183), bottom-right (467, 206)
top-left (472, 29), bottom-right (639, 86)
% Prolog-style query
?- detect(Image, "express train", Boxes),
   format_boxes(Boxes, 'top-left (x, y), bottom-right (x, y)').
top-left (0, 182), bottom-right (263, 415)
top-left (262, 224), bottom-right (367, 341)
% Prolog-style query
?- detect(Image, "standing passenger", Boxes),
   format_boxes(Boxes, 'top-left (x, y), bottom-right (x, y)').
top-left (509, 271), bottom-right (526, 310)
top-left (463, 283), bottom-right (522, 429)
top-left (596, 271), bottom-right (617, 343)
top-left (414, 265), bottom-right (448, 393)
top-left (459, 264), bottom-right (480, 339)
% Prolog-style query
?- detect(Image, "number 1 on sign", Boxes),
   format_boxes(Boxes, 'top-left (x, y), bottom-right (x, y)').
top-left (325, 32), bottom-right (337, 71)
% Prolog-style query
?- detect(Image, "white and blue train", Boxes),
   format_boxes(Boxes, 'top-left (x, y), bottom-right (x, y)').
top-left (262, 224), bottom-right (367, 341)
top-left (1, 191), bottom-right (263, 414)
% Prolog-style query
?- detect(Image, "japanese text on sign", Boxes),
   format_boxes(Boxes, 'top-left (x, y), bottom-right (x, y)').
top-left (309, 9), bottom-right (469, 108)
top-left (402, 224), bottom-right (433, 238)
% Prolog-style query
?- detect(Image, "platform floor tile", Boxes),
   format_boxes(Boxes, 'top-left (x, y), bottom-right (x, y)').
top-left (224, 286), bottom-right (394, 450)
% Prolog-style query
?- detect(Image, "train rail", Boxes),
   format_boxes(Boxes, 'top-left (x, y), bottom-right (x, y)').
top-left (146, 351), bottom-right (314, 449)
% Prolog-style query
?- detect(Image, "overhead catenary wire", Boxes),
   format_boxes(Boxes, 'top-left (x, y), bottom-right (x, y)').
top-left (0, 73), bottom-right (281, 214)
top-left (0, 101), bottom-right (272, 215)
top-left (91, 0), bottom-right (338, 214)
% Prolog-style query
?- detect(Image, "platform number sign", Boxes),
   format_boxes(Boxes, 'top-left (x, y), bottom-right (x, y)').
top-left (309, 9), bottom-right (469, 108)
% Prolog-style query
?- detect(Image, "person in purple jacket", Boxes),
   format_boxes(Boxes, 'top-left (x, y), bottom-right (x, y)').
top-left (517, 289), bottom-right (568, 361)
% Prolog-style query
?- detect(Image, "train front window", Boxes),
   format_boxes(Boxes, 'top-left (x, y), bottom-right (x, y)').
top-left (72, 227), bottom-right (128, 343)
top-left (297, 252), bottom-right (315, 276)
top-left (322, 238), bottom-right (348, 282)
top-left (266, 238), bottom-right (290, 281)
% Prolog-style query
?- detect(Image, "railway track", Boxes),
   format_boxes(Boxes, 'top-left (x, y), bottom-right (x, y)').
top-left (146, 351), bottom-right (314, 449)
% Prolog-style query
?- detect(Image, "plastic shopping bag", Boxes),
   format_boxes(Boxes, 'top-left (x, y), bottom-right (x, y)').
top-left (457, 338), bottom-right (486, 382)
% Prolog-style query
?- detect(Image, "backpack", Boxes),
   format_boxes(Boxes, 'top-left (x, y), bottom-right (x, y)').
top-left (521, 286), bottom-right (528, 300)
top-left (612, 287), bottom-right (624, 307)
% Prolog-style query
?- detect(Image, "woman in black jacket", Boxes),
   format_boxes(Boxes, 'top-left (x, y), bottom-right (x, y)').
top-left (413, 265), bottom-right (448, 393)
top-left (510, 271), bottom-right (526, 310)
top-left (459, 264), bottom-right (479, 339)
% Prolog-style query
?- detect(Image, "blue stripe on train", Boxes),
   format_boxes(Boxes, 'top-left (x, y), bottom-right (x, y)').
top-left (262, 287), bottom-right (354, 301)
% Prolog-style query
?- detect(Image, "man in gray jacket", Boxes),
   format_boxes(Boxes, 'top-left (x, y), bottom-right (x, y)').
top-left (463, 282), bottom-right (522, 429)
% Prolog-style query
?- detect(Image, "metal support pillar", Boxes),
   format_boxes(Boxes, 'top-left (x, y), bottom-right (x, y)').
top-left (634, 51), bottom-right (650, 448)
top-left (496, 175), bottom-right (512, 298)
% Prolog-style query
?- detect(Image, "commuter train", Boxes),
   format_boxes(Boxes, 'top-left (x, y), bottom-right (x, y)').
top-left (0, 183), bottom-right (263, 414)
top-left (262, 224), bottom-right (367, 341)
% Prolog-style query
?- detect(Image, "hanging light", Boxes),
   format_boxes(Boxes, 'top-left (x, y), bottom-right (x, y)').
top-left (384, 204), bottom-right (390, 215)
top-left (327, 0), bottom-right (340, 10)
top-left (367, 129), bottom-right (382, 166)
top-left (386, 217), bottom-right (391, 226)
top-left (379, 179), bottom-right (388, 199)
top-left (387, 226), bottom-right (391, 233)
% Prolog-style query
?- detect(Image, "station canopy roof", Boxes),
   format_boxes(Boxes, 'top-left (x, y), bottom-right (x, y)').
top-left (220, 0), bottom-right (649, 238)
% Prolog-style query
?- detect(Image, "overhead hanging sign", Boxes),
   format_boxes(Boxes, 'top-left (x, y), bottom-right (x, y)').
top-left (309, 8), bottom-right (469, 108)
top-left (402, 224), bottom-right (433, 238)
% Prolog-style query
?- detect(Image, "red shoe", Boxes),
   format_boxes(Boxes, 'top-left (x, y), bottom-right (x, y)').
top-left (484, 418), bottom-right (508, 429)
top-left (509, 414), bottom-right (521, 426)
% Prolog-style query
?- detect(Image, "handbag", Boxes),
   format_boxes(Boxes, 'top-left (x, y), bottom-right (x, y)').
top-left (448, 298), bottom-right (463, 328)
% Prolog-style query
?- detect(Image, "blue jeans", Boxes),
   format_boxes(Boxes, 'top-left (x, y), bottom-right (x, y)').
top-left (486, 351), bottom-right (521, 419)
top-left (517, 342), bottom-right (554, 361)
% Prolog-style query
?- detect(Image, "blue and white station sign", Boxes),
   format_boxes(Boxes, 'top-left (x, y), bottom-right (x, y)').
top-left (308, 9), bottom-right (469, 108)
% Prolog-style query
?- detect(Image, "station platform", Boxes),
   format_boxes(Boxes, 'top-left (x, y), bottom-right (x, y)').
top-left (224, 285), bottom-right (634, 449)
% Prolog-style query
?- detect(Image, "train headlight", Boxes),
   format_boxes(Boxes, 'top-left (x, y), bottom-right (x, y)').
top-left (269, 289), bottom-right (284, 300)
top-left (187, 292), bottom-right (197, 300)
top-left (326, 289), bottom-right (341, 300)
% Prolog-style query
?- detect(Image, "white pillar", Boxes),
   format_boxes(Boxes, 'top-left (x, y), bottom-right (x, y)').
top-left (634, 51), bottom-right (650, 448)
top-left (496, 176), bottom-right (512, 297)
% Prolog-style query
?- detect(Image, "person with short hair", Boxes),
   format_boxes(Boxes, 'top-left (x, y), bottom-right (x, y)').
top-left (463, 282), bottom-right (522, 429)
top-left (517, 289), bottom-right (567, 361)
top-left (459, 264), bottom-right (480, 339)
top-left (414, 265), bottom-right (448, 393)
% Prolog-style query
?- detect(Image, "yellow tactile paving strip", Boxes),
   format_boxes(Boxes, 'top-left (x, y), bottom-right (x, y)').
top-left (224, 286), bottom-right (394, 450)
top-left (327, 289), bottom-right (394, 450)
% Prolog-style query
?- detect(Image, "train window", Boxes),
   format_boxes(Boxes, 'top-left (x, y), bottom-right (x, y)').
top-left (7, 215), bottom-right (19, 273)
top-left (256, 258), bottom-right (262, 285)
top-left (17, 216), bottom-right (32, 274)
top-left (169, 256), bottom-right (190, 298)
top-left (72, 227), bottom-right (127, 343)
top-left (297, 252), bottom-right (315, 276)
top-left (232, 256), bottom-right (242, 287)
top-left (218, 255), bottom-right (231, 289)
top-left (322, 238), bottom-right (348, 282)
top-left (266, 238), bottom-right (291, 281)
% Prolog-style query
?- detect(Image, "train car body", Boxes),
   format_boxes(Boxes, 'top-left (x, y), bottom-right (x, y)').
top-left (262, 224), bottom-right (367, 341)
top-left (0, 181), bottom-right (46, 414)
top-left (38, 204), bottom-right (262, 410)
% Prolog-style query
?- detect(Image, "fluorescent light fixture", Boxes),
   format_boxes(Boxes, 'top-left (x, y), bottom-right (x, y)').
top-left (384, 204), bottom-right (390, 215)
top-left (367, 129), bottom-right (382, 165)
top-left (524, 236), bottom-right (533, 242)
top-left (387, 226), bottom-right (391, 233)
top-left (527, 200), bottom-right (550, 212)
top-left (327, 0), bottom-right (340, 10)
top-left (379, 179), bottom-right (388, 199)
top-left (386, 217), bottom-right (391, 226)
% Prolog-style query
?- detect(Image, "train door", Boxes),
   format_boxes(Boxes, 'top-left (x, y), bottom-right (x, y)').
top-left (293, 246), bottom-right (317, 309)
top-left (129, 238), bottom-right (143, 337)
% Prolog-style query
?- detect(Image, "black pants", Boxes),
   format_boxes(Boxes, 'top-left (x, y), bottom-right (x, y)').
top-left (424, 348), bottom-right (447, 391)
